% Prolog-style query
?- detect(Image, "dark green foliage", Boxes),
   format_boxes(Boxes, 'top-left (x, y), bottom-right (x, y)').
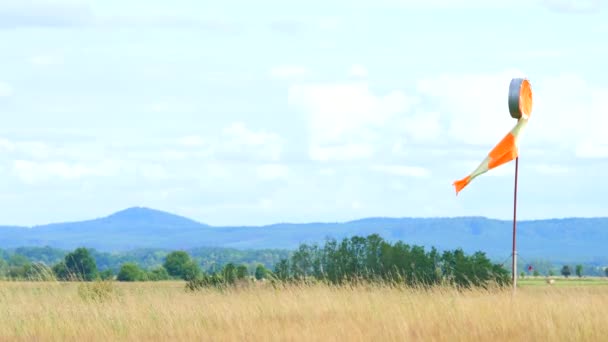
top-left (117, 263), bottom-right (145, 281)
top-left (561, 265), bottom-right (571, 278)
top-left (64, 248), bottom-right (98, 281)
top-left (164, 251), bottom-right (191, 278)
top-left (273, 235), bottom-right (509, 288)
top-left (163, 250), bottom-right (201, 281)
top-left (575, 264), bottom-right (583, 278)
top-left (8, 254), bottom-right (29, 267)
top-left (274, 259), bottom-right (290, 281)
top-left (186, 273), bottom-right (226, 291)
top-left (186, 262), bottom-right (251, 290)
top-left (605, 267), bottom-right (608, 277)
top-left (255, 264), bottom-right (269, 280)
top-left (99, 269), bottom-right (114, 280)
top-left (147, 266), bottom-right (170, 281)
top-left (236, 265), bottom-right (248, 279)
top-left (0, 259), bottom-right (8, 278)
top-left (52, 261), bottom-right (68, 280)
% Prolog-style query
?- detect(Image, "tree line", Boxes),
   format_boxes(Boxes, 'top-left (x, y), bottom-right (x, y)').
top-left (2, 235), bottom-right (608, 286)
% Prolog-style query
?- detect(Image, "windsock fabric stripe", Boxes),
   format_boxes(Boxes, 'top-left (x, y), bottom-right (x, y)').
top-left (453, 118), bottom-right (528, 194)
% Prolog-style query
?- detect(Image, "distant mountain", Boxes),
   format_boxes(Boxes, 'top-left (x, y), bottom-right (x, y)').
top-left (1, 207), bottom-right (607, 261)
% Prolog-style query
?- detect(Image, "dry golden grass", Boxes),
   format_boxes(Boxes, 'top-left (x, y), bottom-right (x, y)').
top-left (1, 281), bottom-right (607, 341)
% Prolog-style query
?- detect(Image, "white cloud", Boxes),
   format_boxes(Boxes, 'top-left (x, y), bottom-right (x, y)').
top-left (0, 138), bottom-right (15, 151)
top-left (371, 164), bottom-right (430, 178)
top-left (349, 64), bottom-right (368, 78)
top-left (417, 69), bottom-right (527, 146)
top-left (219, 122), bottom-right (283, 161)
top-left (541, 0), bottom-right (602, 13)
top-left (139, 163), bottom-right (169, 181)
top-left (309, 143), bottom-right (374, 162)
top-left (177, 135), bottom-right (206, 147)
top-left (0, 82), bottom-right (13, 97)
top-left (270, 65), bottom-right (309, 79)
top-left (575, 141), bottom-right (608, 159)
top-left (380, 0), bottom-right (529, 9)
top-left (289, 82), bottom-right (414, 161)
top-left (0, 0), bottom-right (93, 28)
top-left (399, 111), bottom-right (442, 143)
top-left (12, 160), bottom-right (116, 184)
top-left (531, 163), bottom-right (570, 175)
top-left (256, 164), bottom-right (289, 181)
top-left (29, 55), bottom-right (62, 66)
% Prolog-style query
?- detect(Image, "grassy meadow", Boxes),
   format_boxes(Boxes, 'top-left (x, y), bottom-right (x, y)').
top-left (1, 279), bottom-right (608, 341)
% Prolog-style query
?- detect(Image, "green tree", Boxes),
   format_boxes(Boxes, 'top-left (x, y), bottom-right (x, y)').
top-left (255, 264), bottom-right (268, 280)
top-left (99, 269), bottom-right (114, 280)
top-left (236, 265), bottom-right (248, 279)
top-left (52, 261), bottom-right (69, 280)
top-left (117, 263), bottom-right (145, 281)
top-left (148, 266), bottom-right (170, 281)
top-left (182, 261), bottom-right (201, 281)
top-left (164, 251), bottom-right (200, 280)
top-left (8, 254), bottom-right (29, 267)
top-left (575, 264), bottom-right (583, 278)
top-left (222, 263), bottom-right (237, 284)
top-left (0, 259), bottom-right (8, 279)
top-left (605, 267), bottom-right (608, 277)
top-left (561, 265), bottom-right (571, 278)
top-left (274, 259), bottom-right (290, 281)
top-left (64, 248), bottom-right (98, 281)
top-left (533, 270), bottom-right (540, 277)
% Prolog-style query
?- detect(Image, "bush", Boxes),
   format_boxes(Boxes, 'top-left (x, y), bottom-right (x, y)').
top-left (117, 263), bottom-right (145, 282)
top-left (78, 281), bottom-right (116, 302)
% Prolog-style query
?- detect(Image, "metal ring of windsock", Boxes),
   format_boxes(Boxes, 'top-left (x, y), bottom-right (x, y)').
top-left (453, 78), bottom-right (533, 194)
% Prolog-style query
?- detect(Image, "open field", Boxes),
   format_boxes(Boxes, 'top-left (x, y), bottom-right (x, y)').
top-left (519, 277), bottom-right (608, 287)
top-left (1, 281), bottom-right (607, 341)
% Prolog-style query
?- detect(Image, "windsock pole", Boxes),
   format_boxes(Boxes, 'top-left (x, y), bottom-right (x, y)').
top-left (512, 157), bottom-right (519, 293)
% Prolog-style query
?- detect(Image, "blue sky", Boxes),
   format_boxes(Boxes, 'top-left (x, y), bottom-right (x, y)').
top-left (1, 0), bottom-right (607, 226)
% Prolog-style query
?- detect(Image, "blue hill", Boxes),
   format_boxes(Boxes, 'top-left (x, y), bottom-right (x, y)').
top-left (0, 207), bottom-right (606, 261)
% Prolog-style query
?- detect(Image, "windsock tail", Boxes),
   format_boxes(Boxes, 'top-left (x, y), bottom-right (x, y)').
top-left (453, 176), bottom-right (471, 195)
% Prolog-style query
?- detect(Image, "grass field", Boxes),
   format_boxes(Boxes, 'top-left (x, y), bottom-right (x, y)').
top-left (1, 280), bottom-right (607, 341)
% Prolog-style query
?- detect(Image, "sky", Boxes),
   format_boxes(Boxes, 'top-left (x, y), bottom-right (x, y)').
top-left (1, 0), bottom-right (608, 226)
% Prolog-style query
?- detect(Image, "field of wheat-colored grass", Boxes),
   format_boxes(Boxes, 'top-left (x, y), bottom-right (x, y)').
top-left (1, 280), bottom-right (607, 341)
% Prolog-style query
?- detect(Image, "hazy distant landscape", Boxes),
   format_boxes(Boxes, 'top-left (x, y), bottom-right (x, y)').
top-left (1, 207), bottom-right (607, 264)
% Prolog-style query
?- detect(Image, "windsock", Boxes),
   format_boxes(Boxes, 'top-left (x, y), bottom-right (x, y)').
top-left (453, 78), bottom-right (533, 195)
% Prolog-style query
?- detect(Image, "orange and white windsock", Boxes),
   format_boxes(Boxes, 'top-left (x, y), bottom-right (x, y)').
top-left (453, 78), bottom-right (533, 195)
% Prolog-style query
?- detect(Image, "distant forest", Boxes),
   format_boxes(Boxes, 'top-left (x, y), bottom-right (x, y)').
top-left (1, 236), bottom-right (607, 282)
top-left (0, 246), bottom-right (290, 276)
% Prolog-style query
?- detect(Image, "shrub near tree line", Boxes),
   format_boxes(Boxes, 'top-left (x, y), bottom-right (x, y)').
top-left (186, 234), bottom-right (511, 290)
top-left (266, 235), bottom-right (510, 289)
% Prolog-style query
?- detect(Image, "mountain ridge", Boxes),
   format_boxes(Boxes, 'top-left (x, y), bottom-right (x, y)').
top-left (1, 207), bottom-right (607, 262)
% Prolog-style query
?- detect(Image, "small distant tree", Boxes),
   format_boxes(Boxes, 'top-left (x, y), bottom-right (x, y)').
top-left (548, 269), bottom-right (555, 277)
top-left (117, 263), bottom-right (145, 281)
top-left (164, 251), bottom-right (200, 280)
top-left (148, 266), bottom-right (170, 281)
top-left (561, 265), bottom-right (571, 278)
top-left (605, 267), bottom-right (608, 277)
top-left (520, 272), bottom-right (525, 279)
top-left (64, 248), bottom-right (98, 281)
top-left (255, 264), bottom-right (268, 280)
top-left (236, 265), bottom-right (249, 279)
top-left (575, 264), bottom-right (583, 278)
top-left (222, 263), bottom-right (237, 284)
top-left (274, 259), bottom-right (290, 281)
top-left (533, 270), bottom-right (540, 277)
top-left (99, 269), bottom-right (114, 280)
top-left (52, 261), bottom-right (68, 280)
